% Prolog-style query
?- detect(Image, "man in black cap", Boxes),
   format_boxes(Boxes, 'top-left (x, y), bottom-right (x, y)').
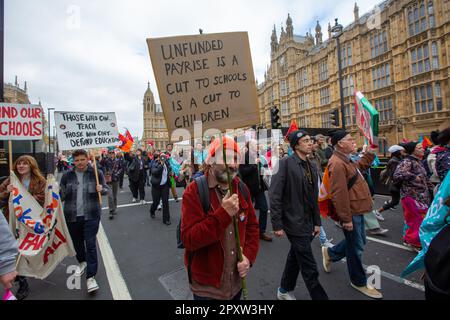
top-left (270, 130), bottom-right (329, 300)
top-left (321, 130), bottom-right (383, 299)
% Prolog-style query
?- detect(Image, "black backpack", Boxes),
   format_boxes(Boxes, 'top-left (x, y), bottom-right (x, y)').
top-left (176, 175), bottom-right (249, 249)
top-left (424, 223), bottom-right (450, 299)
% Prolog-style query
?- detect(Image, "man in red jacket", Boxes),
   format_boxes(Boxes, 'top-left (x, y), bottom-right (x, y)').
top-left (181, 136), bottom-right (260, 300)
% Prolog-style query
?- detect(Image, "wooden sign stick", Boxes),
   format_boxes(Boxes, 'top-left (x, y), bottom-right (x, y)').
top-left (90, 150), bottom-right (103, 205)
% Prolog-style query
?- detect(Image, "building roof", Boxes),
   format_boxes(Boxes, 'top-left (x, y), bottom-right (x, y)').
top-left (293, 34), bottom-right (309, 44)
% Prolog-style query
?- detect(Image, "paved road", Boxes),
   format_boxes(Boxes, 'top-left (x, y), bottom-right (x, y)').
top-left (13, 178), bottom-right (425, 300)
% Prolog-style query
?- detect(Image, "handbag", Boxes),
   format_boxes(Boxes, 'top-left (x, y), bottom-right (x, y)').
top-left (105, 173), bottom-right (112, 183)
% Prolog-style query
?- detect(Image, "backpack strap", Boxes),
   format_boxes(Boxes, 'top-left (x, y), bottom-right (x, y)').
top-left (237, 180), bottom-right (250, 203)
top-left (347, 171), bottom-right (359, 190)
top-left (187, 175), bottom-right (210, 284)
top-left (195, 175), bottom-right (210, 215)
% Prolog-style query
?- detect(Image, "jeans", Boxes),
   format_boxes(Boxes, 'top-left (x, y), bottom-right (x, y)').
top-left (67, 216), bottom-right (100, 279)
top-left (193, 290), bottom-right (242, 301)
top-left (319, 227), bottom-right (328, 245)
top-left (107, 181), bottom-right (119, 213)
top-left (253, 191), bottom-right (268, 234)
top-left (280, 235), bottom-right (329, 300)
top-left (328, 215), bottom-right (367, 287)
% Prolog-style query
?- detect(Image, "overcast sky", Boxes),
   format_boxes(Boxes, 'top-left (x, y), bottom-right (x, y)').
top-left (5, 0), bottom-right (378, 138)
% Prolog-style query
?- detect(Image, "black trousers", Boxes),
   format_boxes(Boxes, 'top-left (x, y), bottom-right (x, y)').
top-left (129, 172), bottom-right (145, 200)
top-left (150, 182), bottom-right (170, 223)
top-left (280, 234), bottom-right (329, 300)
top-left (119, 171), bottom-right (125, 188)
top-left (382, 188), bottom-right (401, 211)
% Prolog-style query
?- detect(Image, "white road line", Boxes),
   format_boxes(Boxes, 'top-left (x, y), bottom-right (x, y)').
top-left (97, 223), bottom-right (132, 300)
top-left (339, 259), bottom-right (425, 292)
top-left (366, 236), bottom-right (416, 252)
top-left (101, 198), bottom-right (183, 211)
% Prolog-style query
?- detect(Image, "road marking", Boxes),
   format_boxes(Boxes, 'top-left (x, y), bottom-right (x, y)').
top-left (101, 198), bottom-right (183, 211)
top-left (366, 236), bottom-right (416, 252)
top-left (97, 223), bottom-right (132, 300)
top-left (340, 259), bottom-right (425, 292)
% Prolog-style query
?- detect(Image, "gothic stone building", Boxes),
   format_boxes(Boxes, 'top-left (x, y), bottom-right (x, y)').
top-left (258, 0), bottom-right (450, 152)
top-left (142, 83), bottom-right (169, 151)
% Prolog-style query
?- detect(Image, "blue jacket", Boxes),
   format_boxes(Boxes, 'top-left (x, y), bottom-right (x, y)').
top-left (60, 166), bottom-right (109, 222)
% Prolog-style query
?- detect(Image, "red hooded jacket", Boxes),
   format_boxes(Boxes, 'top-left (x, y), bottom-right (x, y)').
top-left (180, 174), bottom-right (260, 288)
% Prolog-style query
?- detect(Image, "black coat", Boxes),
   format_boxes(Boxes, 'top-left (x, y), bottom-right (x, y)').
top-left (127, 157), bottom-right (145, 182)
top-left (239, 151), bottom-right (267, 197)
top-left (269, 153), bottom-right (322, 237)
top-left (150, 161), bottom-right (172, 187)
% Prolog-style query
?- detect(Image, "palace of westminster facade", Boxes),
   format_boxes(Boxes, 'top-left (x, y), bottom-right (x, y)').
top-left (143, 0), bottom-right (449, 152)
top-left (258, 0), bottom-right (449, 151)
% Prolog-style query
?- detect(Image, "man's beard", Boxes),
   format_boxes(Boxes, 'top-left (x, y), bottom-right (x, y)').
top-left (215, 168), bottom-right (237, 183)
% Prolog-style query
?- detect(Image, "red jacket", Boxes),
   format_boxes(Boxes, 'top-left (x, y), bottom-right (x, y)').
top-left (181, 175), bottom-right (260, 288)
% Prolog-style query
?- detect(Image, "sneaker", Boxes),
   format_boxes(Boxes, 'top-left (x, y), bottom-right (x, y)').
top-left (277, 287), bottom-right (296, 300)
top-left (403, 242), bottom-right (422, 253)
top-left (157, 203), bottom-right (162, 211)
top-left (321, 246), bottom-right (331, 273)
top-left (368, 228), bottom-right (389, 235)
top-left (14, 277), bottom-right (30, 300)
top-left (260, 233), bottom-right (273, 242)
top-left (87, 277), bottom-right (99, 293)
top-left (75, 262), bottom-right (87, 277)
top-left (141, 200), bottom-right (146, 205)
top-left (175, 198), bottom-right (179, 203)
top-left (322, 240), bottom-right (334, 248)
top-left (132, 198), bottom-right (137, 203)
top-left (373, 210), bottom-right (385, 221)
top-left (350, 283), bottom-right (383, 299)
top-left (385, 201), bottom-right (396, 211)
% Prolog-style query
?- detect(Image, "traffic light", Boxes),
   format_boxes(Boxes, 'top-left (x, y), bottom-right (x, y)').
top-left (330, 109), bottom-right (340, 127)
top-left (271, 106), bottom-right (281, 129)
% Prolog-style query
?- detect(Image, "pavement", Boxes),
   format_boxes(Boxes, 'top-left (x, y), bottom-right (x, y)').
top-left (8, 177), bottom-right (425, 300)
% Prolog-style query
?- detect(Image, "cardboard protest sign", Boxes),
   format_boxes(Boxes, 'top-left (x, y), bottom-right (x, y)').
top-left (0, 103), bottom-right (43, 140)
top-left (54, 111), bottom-right (120, 151)
top-left (147, 32), bottom-right (260, 137)
top-left (355, 91), bottom-right (379, 147)
top-left (9, 172), bottom-right (75, 279)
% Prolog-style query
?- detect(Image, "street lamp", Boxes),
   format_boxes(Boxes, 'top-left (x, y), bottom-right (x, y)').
top-left (331, 18), bottom-right (346, 130)
top-left (48, 107), bottom-right (55, 153)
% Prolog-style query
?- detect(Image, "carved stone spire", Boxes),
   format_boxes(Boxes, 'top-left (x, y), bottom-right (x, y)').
top-left (286, 14), bottom-right (294, 39)
top-left (270, 25), bottom-right (278, 53)
top-left (328, 22), bottom-right (332, 39)
top-left (315, 21), bottom-right (323, 45)
top-left (354, 2), bottom-right (360, 21)
top-left (280, 26), bottom-right (286, 42)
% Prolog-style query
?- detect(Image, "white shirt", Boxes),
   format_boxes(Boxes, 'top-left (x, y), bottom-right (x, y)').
top-left (160, 164), bottom-right (168, 186)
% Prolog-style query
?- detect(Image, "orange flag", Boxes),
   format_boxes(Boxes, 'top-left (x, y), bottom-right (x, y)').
top-left (284, 120), bottom-right (299, 142)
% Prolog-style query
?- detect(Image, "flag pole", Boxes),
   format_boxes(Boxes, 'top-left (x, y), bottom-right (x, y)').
top-left (8, 140), bottom-right (12, 172)
top-left (219, 133), bottom-right (248, 300)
